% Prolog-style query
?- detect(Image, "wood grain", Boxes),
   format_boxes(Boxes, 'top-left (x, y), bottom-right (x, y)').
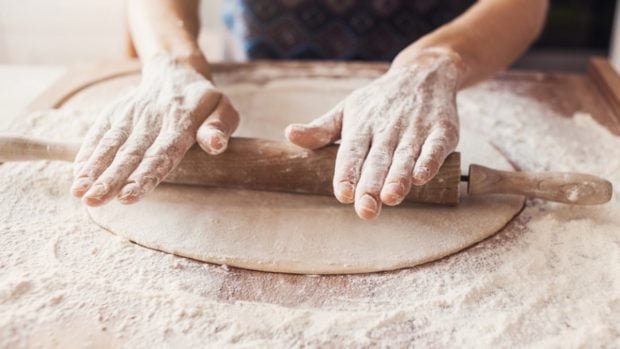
top-left (25, 60), bottom-right (141, 113)
top-left (468, 164), bottom-right (612, 205)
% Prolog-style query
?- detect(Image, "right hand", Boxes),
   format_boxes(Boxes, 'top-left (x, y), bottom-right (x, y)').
top-left (71, 54), bottom-right (239, 206)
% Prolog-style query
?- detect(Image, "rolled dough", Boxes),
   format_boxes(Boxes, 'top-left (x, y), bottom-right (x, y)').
top-left (85, 77), bottom-right (524, 274)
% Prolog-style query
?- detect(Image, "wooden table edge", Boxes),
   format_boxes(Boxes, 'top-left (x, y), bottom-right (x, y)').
top-left (23, 58), bottom-right (620, 135)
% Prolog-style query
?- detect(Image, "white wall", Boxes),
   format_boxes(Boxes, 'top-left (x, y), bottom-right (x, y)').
top-left (0, 0), bottom-right (223, 64)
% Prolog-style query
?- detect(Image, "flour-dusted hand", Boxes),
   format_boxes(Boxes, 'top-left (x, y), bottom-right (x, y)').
top-left (71, 55), bottom-right (239, 206)
top-left (286, 50), bottom-right (464, 220)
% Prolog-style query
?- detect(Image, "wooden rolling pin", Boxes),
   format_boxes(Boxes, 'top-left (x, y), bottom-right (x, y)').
top-left (0, 134), bottom-right (613, 205)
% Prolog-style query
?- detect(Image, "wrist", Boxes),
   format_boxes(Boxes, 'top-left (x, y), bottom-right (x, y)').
top-left (143, 50), bottom-right (213, 80)
top-left (391, 47), bottom-right (468, 88)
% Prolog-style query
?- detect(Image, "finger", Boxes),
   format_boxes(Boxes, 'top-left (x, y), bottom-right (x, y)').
top-left (71, 106), bottom-right (135, 197)
top-left (197, 95), bottom-right (239, 155)
top-left (117, 130), bottom-right (195, 204)
top-left (72, 97), bottom-right (133, 178)
top-left (412, 127), bottom-right (458, 186)
top-left (380, 134), bottom-right (424, 206)
top-left (71, 117), bottom-right (111, 197)
top-left (285, 102), bottom-right (344, 150)
top-left (354, 132), bottom-right (399, 220)
top-left (332, 132), bottom-right (371, 204)
top-left (81, 120), bottom-right (159, 206)
top-left (71, 103), bottom-right (122, 197)
top-left (73, 114), bottom-right (111, 177)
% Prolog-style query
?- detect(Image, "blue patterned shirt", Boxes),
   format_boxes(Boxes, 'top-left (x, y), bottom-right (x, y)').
top-left (222, 0), bottom-right (473, 61)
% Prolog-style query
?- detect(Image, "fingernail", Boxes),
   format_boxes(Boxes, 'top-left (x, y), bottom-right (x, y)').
top-left (70, 178), bottom-right (92, 196)
top-left (336, 182), bottom-right (355, 203)
top-left (383, 182), bottom-right (405, 205)
top-left (85, 183), bottom-right (108, 199)
top-left (203, 129), bottom-right (227, 155)
top-left (358, 194), bottom-right (378, 215)
top-left (287, 124), bottom-right (304, 132)
top-left (286, 124), bottom-right (309, 138)
top-left (118, 184), bottom-right (142, 203)
top-left (413, 167), bottom-right (431, 182)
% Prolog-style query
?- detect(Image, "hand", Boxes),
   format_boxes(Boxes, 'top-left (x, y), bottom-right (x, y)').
top-left (286, 50), bottom-right (463, 220)
top-left (71, 54), bottom-right (239, 206)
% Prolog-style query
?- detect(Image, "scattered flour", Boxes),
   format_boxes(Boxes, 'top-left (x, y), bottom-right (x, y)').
top-left (0, 76), bottom-right (619, 348)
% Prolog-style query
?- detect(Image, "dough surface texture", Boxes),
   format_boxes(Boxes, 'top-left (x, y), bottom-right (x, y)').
top-left (87, 78), bottom-right (524, 274)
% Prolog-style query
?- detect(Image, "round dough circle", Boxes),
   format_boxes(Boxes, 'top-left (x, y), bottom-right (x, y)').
top-left (84, 75), bottom-right (524, 275)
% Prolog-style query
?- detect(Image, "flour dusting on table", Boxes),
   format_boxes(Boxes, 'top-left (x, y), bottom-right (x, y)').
top-left (1, 78), bottom-right (619, 348)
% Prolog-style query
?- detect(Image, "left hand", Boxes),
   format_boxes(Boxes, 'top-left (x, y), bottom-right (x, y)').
top-left (285, 50), bottom-right (464, 220)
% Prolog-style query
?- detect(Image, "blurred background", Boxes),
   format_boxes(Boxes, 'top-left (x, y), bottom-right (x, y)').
top-left (0, 0), bottom-right (618, 70)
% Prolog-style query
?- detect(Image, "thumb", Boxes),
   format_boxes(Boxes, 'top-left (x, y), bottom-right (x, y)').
top-left (197, 95), bottom-right (240, 155)
top-left (285, 102), bottom-right (344, 150)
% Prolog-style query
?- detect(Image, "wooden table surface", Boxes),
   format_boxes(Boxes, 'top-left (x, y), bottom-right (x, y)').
top-left (4, 58), bottom-right (620, 309)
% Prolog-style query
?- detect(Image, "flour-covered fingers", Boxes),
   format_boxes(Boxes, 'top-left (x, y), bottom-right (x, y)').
top-left (71, 117), bottom-right (112, 197)
top-left (412, 127), bottom-right (458, 186)
top-left (197, 95), bottom-right (239, 155)
top-left (117, 131), bottom-right (194, 204)
top-left (285, 102), bottom-right (344, 150)
top-left (71, 107), bottom-right (135, 197)
top-left (332, 133), bottom-right (371, 204)
top-left (81, 121), bottom-right (160, 206)
top-left (70, 100), bottom-right (130, 197)
top-left (380, 137), bottom-right (423, 206)
top-left (354, 133), bottom-right (399, 220)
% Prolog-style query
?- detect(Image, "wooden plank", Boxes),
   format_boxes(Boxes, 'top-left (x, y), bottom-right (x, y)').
top-left (27, 57), bottom-right (620, 136)
top-left (25, 60), bottom-right (141, 113)
top-left (24, 60), bottom-right (390, 112)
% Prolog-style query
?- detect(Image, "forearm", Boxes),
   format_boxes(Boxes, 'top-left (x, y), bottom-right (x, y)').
top-left (392, 0), bottom-right (548, 88)
top-left (127, 0), bottom-right (211, 78)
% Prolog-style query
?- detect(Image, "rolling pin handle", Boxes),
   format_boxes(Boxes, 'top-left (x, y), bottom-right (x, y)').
top-left (0, 134), bottom-right (80, 162)
top-left (467, 164), bottom-right (613, 205)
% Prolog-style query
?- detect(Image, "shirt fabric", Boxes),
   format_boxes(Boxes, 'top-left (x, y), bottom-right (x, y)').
top-left (221, 0), bottom-right (473, 61)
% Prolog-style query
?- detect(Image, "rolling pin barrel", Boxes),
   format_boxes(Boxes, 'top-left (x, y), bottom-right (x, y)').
top-left (0, 135), bottom-right (462, 205)
top-left (153, 139), bottom-right (461, 205)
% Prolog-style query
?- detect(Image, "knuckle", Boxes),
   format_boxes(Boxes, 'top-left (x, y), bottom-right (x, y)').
top-left (204, 119), bottom-right (227, 132)
top-left (118, 145), bottom-right (145, 160)
top-left (80, 164), bottom-right (101, 178)
top-left (334, 164), bottom-right (359, 182)
top-left (425, 158), bottom-right (440, 169)
top-left (187, 83), bottom-right (221, 104)
top-left (357, 178), bottom-right (381, 193)
top-left (148, 135), bottom-right (192, 158)
top-left (129, 174), bottom-right (160, 192)
top-left (435, 119), bottom-right (459, 138)
top-left (101, 128), bottom-right (129, 144)
top-left (428, 142), bottom-right (447, 157)
top-left (394, 143), bottom-right (417, 158)
top-left (339, 145), bottom-right (365, 159)
top-left (131, 99), bottom-right (149, 114)
top-left (138, 156), bottom-right (173, 180)
top-left (341, 134), bottom-right (369, 150)
top-left (366, 150), bottom-right (391, 166)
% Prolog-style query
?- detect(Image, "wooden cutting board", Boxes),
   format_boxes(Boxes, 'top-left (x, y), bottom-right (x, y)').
top-left (17, 58), bottom-right (620, 308)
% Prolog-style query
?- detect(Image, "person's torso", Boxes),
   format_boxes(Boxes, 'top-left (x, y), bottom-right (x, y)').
top-left (222, 0), bottom-right (473, 61)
